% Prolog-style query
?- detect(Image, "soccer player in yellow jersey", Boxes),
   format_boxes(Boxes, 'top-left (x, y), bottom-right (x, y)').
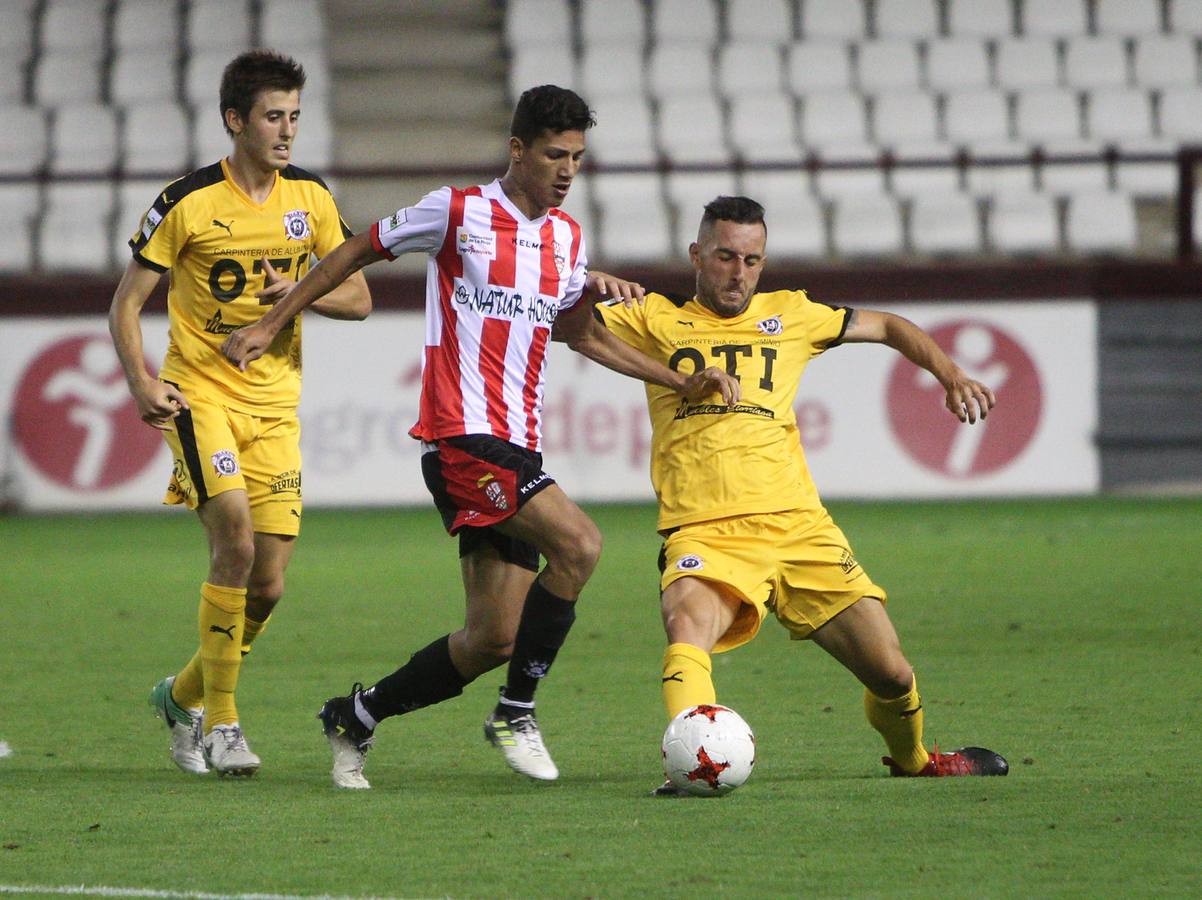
top-left (108, 50), bottom-right (371, 777)
top-left (597, 196), bottom-right (1009, 792)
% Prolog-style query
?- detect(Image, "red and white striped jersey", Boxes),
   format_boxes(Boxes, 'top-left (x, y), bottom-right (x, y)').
top-left (370, 180), bottom-right (588, 451)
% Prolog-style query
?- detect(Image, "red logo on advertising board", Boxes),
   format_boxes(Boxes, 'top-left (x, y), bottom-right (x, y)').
top-left (12, 336), bottom-right (162, 491)
top-left (886, 321), bottom-right (1041, 477)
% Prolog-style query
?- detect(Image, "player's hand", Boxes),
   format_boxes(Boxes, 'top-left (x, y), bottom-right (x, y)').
top-left (135, 380), bottom-right (189, 432)
top-left (221, 323), bottom-right (272, 371)
top-left (255, 258), bottom-right (296, 306)
top-left (585, 270), bottom-right (645, 307)
top-left (944, 373), bottom-right (997, 424)
top-left (681, 366), bottom-right (741, 406)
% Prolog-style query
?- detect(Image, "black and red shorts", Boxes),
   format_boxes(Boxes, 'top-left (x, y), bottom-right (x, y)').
top-left (421, 434), bottom-right (556, 571)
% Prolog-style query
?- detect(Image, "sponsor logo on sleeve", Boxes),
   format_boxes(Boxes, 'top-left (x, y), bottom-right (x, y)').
top-left (140, 207), bottom-right (163, 240)
top-left (283, 209), bottom-right (311, 241)
top-left (382, 209), bottom-right (407, 232)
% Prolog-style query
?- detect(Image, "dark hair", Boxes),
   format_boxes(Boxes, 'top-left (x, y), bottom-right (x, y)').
top-left (510, 85), bottom-right (596, 145)
top-left (219, 50), bottom-right (306, 136)
top-left (702, 196), bottom-right (766, 228)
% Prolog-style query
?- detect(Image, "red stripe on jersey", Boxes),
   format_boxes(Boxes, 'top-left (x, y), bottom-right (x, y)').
top-left (434, 186), bottom-right (481, 279)
top-left (538, 218), bottom-right (559, 296)
top-left (488, 200), bottom-right (518, 288)
top-left (552, 209), bottom-right (583, 269)
top-left (478, 316), bottom-right (513, 440)
top-left (369, 221), bottom-right (396, 260)
top-left (521, 327), bottom-right (550, 450)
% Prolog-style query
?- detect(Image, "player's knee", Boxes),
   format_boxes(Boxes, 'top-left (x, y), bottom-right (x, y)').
top-left (210, 531), bottom-right (255, 584)
top-left (246, 576), bottom-right (284, 614)
top-left (552, 519), bottom-right (602, 586)
top-left (466, 632), bottom-right (514, 669)
top-left (661, 601), bottom-right (713, 645)
top-left (872, 662), bottom-right (915, 700)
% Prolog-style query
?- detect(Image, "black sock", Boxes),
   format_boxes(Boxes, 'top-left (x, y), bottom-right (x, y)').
top-left (499, 578), bottom-right (577, 708)
top-left (361, 635), bottom-right (467, 722)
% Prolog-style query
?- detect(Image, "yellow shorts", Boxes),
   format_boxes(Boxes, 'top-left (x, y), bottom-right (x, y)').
top-left (659, 507), bottom-right (887, 652)
top-left (162, 390), bottom-right (302, 536)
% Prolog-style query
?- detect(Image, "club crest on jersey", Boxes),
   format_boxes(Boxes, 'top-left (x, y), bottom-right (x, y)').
top-left (675, 555), bottom-right (704, 572)
top-left (211, 450), bottom-right (239, 477)
top-left (552, 240), bottom-right (567, 274)
top-left (756, 316), bottom-right (784, 336)
top-left (483, 480), bottom-right (509, 510)
top-left (457, 227), bottom-right (497, 258)
top-left (283, 209), bottom-right (311, 241)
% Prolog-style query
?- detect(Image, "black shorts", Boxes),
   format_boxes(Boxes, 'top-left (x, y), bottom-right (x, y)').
top-left (421, 434), bottom-right (556, 572)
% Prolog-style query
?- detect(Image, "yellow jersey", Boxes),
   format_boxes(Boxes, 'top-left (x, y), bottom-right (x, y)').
top-left (129, 158), bottom-right (352, 414)
top-left (598, 289), bottom-right (850, 531)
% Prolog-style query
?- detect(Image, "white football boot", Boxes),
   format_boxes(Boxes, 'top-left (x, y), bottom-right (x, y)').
top-left (484, 707), bottom-right (559, 781)
top-left (148, 675), bottom-right (208, 775)
top-left (203, 723), bottom-right (260, 777)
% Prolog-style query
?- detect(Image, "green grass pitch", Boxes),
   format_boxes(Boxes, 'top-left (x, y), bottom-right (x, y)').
top-left (1, 498), bottom-right (1199, 898)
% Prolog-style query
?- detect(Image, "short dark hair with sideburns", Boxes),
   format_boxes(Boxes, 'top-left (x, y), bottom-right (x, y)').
top-left (510, 85), bottom-right (596, 145)
top-left (219, 50), bottom-right (306, 136)
top-left (702, 196), bottom-right (766, 230)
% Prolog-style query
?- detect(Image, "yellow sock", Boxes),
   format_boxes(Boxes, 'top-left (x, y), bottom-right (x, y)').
top-left (241, 613), bottom-right (270, 657)
top-left (198, 582), bottom-right (246, 732)
top-left (864, 675), bottom-right (930, 774)
top-left (173, 651), bottom-right (204, 710)
top-left (661, 642), bottom-right (716, 720)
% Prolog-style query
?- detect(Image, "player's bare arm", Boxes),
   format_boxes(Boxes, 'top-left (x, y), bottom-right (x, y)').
top-left (842, 309), bottom-right (997, 424)
top-left (222, 230), bottom-right (382, 369)
top-left (554, 301), bottom-right (741, 405)
top-left (255, 258), bottom-right (372, 321)
top-left (108, 259), bottom-right (190, 431)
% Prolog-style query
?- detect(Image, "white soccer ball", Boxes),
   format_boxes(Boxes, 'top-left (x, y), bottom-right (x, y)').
top-left (661, 704), bottom-right (756, 796)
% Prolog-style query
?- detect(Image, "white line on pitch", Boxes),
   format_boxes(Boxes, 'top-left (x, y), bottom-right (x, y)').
top-left (0, 886), bottom-right (406, 900)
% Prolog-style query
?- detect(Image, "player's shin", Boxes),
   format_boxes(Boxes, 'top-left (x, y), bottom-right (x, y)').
top-left (661, 642), bottom-right (716, 719)
top-left (241, 613), bottom-right (270, 657)
top-left (864, 675), bottom-right (930, 775)
top-left (198, 582), bottom-right (247, 732)
top-left (359, 635), bottom-right (467, 723)
top-left (172, 650), bottom-right (205, 710)
top-left (498, 578), bottom-right (576, 709)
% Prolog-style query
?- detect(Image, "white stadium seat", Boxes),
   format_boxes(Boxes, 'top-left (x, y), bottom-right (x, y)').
top-left (727, 0), bottom-right (794, 41)
top-left (51, 103), bottom-right (118, 175)
top-left (665, 171), bottom-right (740, 251)
top-left (39, 182), bottom-right (115, 272)
top-left (579, 44), bottom-right (646, 99)
top-left (1170, 0), bottom-right (1202, 31)
top-left (508, 44), bottom-right (577, 103)
top-left (0, 1), bottom-right (34, 58)
top-left (186, 0), bottom-right (252, 52)
top-left (122, 100), bottom-right (190, 176)
top-left (875, 0), bottom-right (940, 39)
top-left (926, 39), bottom-right (991, 91)
top-left (988, 192), bottom-right (1059, 253)
top-left (588, 95), bottom-right (658, 165)
top-left (966, 141), bottom-right (1037, 195)
top-left (0, 183), bottom-right (40, 271)
top-left (505, 0), bottom-right (571, 47)
top-left (813, 145), bottom-right (888, 199)
top-left (717, 41), bottom-right (785, 97)
top-left (648, 42), bottom-right (714, 98)
top-left (0, 104), bottom-right (47, 175)
top-left (910, 191), bottom-right (982, 254)
top-left (944, 90), bottom-right (1012, 146)
top-left (830, 194), bottom-right (903, 256)
top-left (728, 93), bottom-right (801, 163)
top-left (1063, 37), bottom-right (1129, 90)
top-left (1133, 36), bottom-right (1198, 88)
top-left (260, 0), bottom-right (325, 51)
top-left (185, 50), bottom-right (234, 107)
top-left (801, 89), bottom-right (870, 148)
top-left (113, 0), bottom-right (179, 50)
top-left (786, 41), bottom-right (854, 93)
top-left (995, 38), bottom-right (1061, 89)
top-left (1065, 190), bottom-right (1138, 253)
top-left (652, 0), bottom-right (718, 43)
top-left (873, 91), bottom-right (940, 146)
top-left (110, 49), bottom-right (179, 104)
top-left (1159, 87), bottom-right (1202, 142)
top-left (1022, 0), bottom-right (1088, 37)
top-left (857, 39), bottom-right (921, 92)
top-left (891, 142), bottom-right (961, 196)
top-left (740, 170), bottom-right (826, 258)
top-left (947, 0), bottom-right (1015, 37)
top-left (657, 95), bottom-right (731, 164)
top-left (0, 51), bottom-right (26, 103)
top-left (1095, 0), bottom-right (1163, 35)
top-left (41, 0), bottom-right (106, 53)
top-left (1015, 89), bottom-right (1083, 143)
top-left (1088, 88), bottom-right (1154, 143)
top-left (113, 178), bottom-right (163, 266)
top-left (801, 0), bottom-right (867, 40)
top-left (34, 51), bottom-right (102, 105)
top-left (192, 102), bottom-right (232, 166)
top-left (591, 173), bottom-right (673, 263)
top-left (579, 0), bottom-right (644, 44)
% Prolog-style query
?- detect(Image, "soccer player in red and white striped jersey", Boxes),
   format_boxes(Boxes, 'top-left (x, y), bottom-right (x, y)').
top-left (222, 85), bottom-right (738, 788)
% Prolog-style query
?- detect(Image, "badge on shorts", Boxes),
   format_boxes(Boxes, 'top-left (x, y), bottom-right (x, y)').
top-left (283, 209), bottom-right (311, 241)
top-left (675, 555), bottom-right (704, 571)
top-left (483, 480), bottom-right (508, 510)
top-left (211, 449), bottom-right (239, 477)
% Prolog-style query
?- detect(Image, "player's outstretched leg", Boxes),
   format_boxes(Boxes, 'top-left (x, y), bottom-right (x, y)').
top-left (317, 683), bottom-right (375, 790)
top-left (883, 745), bottom-right (1009, 776)
top-left (148, 675), bottom-right (208, 775)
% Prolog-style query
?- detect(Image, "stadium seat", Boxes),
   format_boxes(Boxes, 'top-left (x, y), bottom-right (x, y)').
top-left (909, 191), bottom-right (982, 254)
top-left (857, 39), bottom-right (922, 92)
top-left (505, 0), bottom-right (571, 47)
top-left (1063, 37), bottom-right (1130, 89)
top-left (0, 104), bottom-right (47, 175)
top-left (1015, 88), bottom-right (1084, 143)
top-left (830, 194), bottom-right (904, 256)
top-left (652, 0), bottom-right (718, 43)
top-left (260, 0), bottom-right (325, 52)
top-left (966, 142), bottom-right (1037, 195)
top-left (185, 50), bottom-right (235, 108)
top-left (944, 90), bottom-right (1012, 146)
top-left (813, 145), bottom-right (888, 198)
top-left (726, 0), bottom-right (794, 41)
top-left (728, 94), bottom-right (801, 163)
top-left (192, 103), bottom-right (233, 167)
top-left (1064, 190), bottom-right (1138, 253)
top-left (648, 42), bottom-right (715, 98)
top-left (785, 41), bottom-right (854, 93)
top-left (801, 89), bottom-right (870, 148)
top-left (0, 183), bottom-right (40, 271)
top-left (665, 171), bottom-right (740, 250)
top-left (1021, 0), bottom-right (1088, 37)
top-left (657, 95), bottom-right (731, 164)
top-left (33, 51), bottom-right (102, 105)
top-left (1132, 36), bottom-right (1198, 88)
top-left (875, 0), bottom-right (940, 39)
top-left (1111, 139), bottom-right (1176, 194)
top-left (112, 0), bottom-right (179, 50)
top-left (995, 38), bottom-right (1061, 89)
top-left (40, 0), bottom-right (106, 53)
top-left (186, 0), bottom-right (252, 52)
top-left (800, 0), bottom-right (867, 40)
top-left (1088, 88), bottom-right (1154, 143)
top-left (591, 173), bottom-right (672, 263)
top-left (122, 101), bottom-right (190, 176)
top-left (588, 95), bottom-right (658, 165)
top-left (0, 0), bottom-right (34, 60)
top-left (891, 143), bottom-right (961, 196)
top-left (39, 182), bottom-right (115, 271)
top-left (987, 192), bottom-right (1059, 253)
top-left (1095, 0), bottom-right (1163, 35)
top-left (873, 91), bottom-right (940, 146)
top-left (1158, 87), bottom-right (1202, 142)
top-left (946, 0), bottom-right (1015, 37)
top-left (113, 178), bottom-right (162, 266)
top-left (717, 41), bottom-right (785, 97)
top-left (926, 39), bottom-right (991, 91)
top-left (740, 170), bottom-right (826, 257)
top-left (50, 103), bottom-right (118, 175)
top-left (1168, 0), bottom-right (1202, 32)
top-left (578, 0), bottom-right (645, 44)
top-left (508, 44), bottom-right (577, 103)
top-left (0, 50), bottom-right (26, 104)
top-left (560, 175), bottom-right (595, 236)
top-left (110, 49), bottom-right (179, 104)
top-left (580, 44), bottom-right (646, 98)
